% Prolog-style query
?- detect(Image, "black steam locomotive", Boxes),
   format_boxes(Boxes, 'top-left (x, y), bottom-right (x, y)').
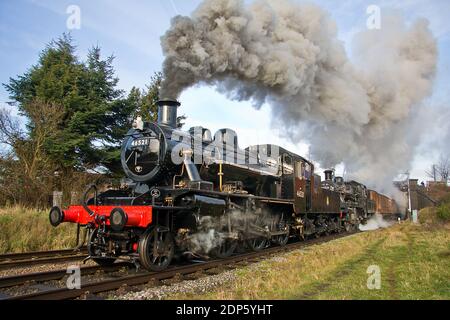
top-left (49, 100), bottom-right (386, 271)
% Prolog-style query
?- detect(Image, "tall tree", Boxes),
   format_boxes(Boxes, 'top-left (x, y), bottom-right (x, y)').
top-left (133, 72), bottom-right (162, 122)
top-left (126, 72), bottom-right (186, 127)
top-left (3, 34), bottom-right (132, 173)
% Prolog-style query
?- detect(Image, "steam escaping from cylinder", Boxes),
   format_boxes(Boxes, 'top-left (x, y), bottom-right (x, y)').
top-left (187, 229), bottom-right (224, 255)
top-left (185, 216), bottom-right (226, 255)
top-left (183, 210), bottom-right (279, 256)
top-left (160, 0), bottom-right (438, 193)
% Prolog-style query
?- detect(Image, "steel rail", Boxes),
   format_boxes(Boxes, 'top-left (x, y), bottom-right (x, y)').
top-left (0, 248), bottom-right (87, 262)
top-left (0, 253), bottom-right (88, 271)
top-left (4, 232), bottom-right (356, 300)
top-left (0, 262), bottom-right (132, 289)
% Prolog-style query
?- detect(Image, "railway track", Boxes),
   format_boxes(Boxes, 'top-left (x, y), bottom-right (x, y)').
top-left (0, 262), bottom-right (132, 289)
top-left (0, 231), bottom-right (358, 300)
top-left (0, 248), bottom-right (88, 271)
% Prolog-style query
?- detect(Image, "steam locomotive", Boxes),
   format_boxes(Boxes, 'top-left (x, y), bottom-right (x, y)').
top-left (49, 100), bottom-right (398, 271)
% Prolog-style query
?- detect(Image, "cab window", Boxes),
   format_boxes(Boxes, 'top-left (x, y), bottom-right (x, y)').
top-left (283, 154), bottom-right (294, 175)
top-left (296, 162), bottom-right (303, 179)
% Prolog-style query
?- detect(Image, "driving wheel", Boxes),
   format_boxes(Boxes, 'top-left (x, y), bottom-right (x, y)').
top-left (139, 227), bottom-right (174, 271)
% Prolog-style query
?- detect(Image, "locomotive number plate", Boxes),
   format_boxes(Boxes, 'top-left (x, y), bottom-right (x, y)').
top-left (131, 138), bottom-right (151, 147)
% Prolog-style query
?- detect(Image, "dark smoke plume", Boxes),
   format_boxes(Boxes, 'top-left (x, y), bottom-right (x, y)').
top-left (160, 0), bottom-right (437, 193)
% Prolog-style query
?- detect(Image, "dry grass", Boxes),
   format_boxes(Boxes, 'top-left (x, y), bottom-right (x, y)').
top-left (1, 206), bottom-right (448, 299)
top-left (174, 220), bottom-right (450, 300)
top-left (0, 206), bottom-right (78, 254)
top-left (419, 207), bottom-right (450, 227)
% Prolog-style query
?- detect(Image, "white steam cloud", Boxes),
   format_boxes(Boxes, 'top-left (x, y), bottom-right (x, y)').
top-left (186, 229), bottom-right (224, 255)
top-left (359, 213), bottom-right (393, 231)
top-left (160, 0), bottom-right (438, 193)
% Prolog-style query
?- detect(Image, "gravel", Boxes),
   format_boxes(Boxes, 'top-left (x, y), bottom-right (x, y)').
top-left (0, 259), bottom-right (96, 278)
top-left (115, 270), bottom-right (237, 300)
top-left (112, 251), bottom-right (297, 300)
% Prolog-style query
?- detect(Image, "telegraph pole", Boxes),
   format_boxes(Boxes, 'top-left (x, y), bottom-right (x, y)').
top-left (406, 171), bottom-right (412, 220)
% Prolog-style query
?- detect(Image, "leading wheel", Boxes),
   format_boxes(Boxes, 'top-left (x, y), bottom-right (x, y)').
top-left (139, 227), bottom-right (174, 272)
top-left (87, 229), bottom-right (116, 267)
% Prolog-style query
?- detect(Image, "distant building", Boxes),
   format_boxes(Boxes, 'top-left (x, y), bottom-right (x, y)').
top-left (393, 179), bottom-right (445, 217)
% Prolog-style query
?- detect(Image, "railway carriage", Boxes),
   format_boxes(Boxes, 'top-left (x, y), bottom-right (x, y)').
top-left (368, 190), bottom-right (400, 217)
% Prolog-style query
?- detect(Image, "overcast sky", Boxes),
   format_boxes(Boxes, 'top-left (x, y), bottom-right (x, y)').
top-left (0, 0), bottom-right (449, 182)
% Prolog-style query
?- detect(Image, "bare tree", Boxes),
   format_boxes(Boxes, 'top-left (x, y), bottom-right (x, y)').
top-left (1, 101), bottom-right (108, 208)
top-left (0, 108), bottom-right (23, 148)
top-left (0, 101), bottom-right (64, 207)
top-left (427, 154), bottom-right (450, 183)
top-left (426, 164), bottom-right (438, 182)
top-left (437, 155), bottom-right (450, 183)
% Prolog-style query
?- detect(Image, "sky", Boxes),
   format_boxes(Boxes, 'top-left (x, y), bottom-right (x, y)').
top-left (0, 0), bottom-right (449, 183)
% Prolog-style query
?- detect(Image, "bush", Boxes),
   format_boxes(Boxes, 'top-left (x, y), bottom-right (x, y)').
top-left (436, 204), bottom-right (450, 222)
top-left (441, 193), bottom-right (450, 206)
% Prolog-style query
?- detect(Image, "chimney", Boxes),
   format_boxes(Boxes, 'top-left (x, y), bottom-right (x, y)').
top-left (157, 100), bottom-right (181, 128)
top-left (324, 169), bottom-right (334, 182)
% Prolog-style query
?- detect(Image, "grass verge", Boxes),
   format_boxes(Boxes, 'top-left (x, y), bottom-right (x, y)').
top-left (0, 206), bottom-right (78, 254)
top-left (174, 221), bottom-right (450, 300)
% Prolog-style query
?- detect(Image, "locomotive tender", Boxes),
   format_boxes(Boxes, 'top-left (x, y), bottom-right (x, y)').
top-left (49, 100), bottom-right (397, 271)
